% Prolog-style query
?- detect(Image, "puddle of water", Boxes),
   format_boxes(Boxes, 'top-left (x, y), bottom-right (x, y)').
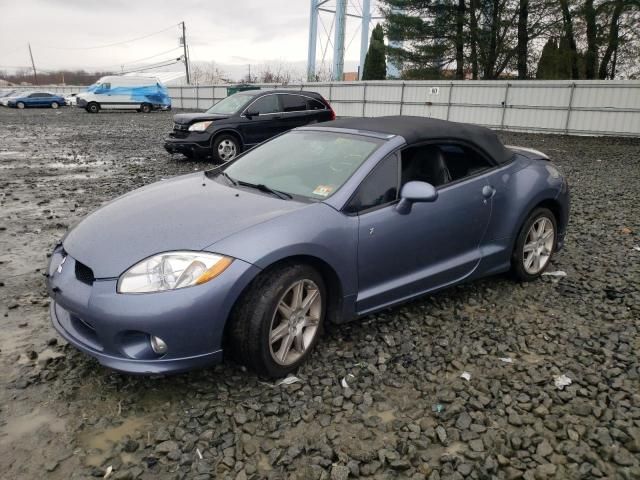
top-left (80, 417), bottom-right (150, 467)
top-left (364, 409), bottom-right (396, 424)
top-left (37, 347), bottom-right (65, 365)
top-left (81, 417), bottom-right (149, 453)
top-left (0, 409), bottom-right (66, 445)
top-left (0, 328), bottom-right (29, 358)
top-left (521, 353), bottom-right (545, 364)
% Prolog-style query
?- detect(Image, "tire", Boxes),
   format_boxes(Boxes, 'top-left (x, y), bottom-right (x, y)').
top-left (17, 102), bottom-right (25, 109)
top-left (212, 134), bottom-right (240, 163)
top-left (228, 263), bottom-right (326, 378)
top-left (87, 102), bottom-right (100, 114)
top-left (140, 103), bottom-right (152, 114)
top-left (51, 102), bottom-right (59, 109)
top-left (511, 207), bottom-right (557, 281)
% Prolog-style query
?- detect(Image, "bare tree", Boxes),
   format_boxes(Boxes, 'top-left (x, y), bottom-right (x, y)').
top-left (257, 62), bottom-right (305, 84)
top-left (191, 61), bottom-right (228, 85)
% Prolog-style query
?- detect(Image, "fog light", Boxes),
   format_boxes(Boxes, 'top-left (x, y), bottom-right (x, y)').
top-left (150, 336), bottom-right (167, 354)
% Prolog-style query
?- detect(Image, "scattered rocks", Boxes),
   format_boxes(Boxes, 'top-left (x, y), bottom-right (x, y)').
top-left (1, 111), bottom-right (639, 480)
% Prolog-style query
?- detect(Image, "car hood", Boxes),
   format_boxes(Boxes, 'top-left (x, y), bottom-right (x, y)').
top-left (62, 173), bottom-right (306, 278)
top-left (173, 113), bottom-right (230, 125)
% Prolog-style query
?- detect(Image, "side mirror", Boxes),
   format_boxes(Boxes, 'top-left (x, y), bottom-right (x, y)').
top-left (244, 110), bottom-right (259, 119)
top-left (396, 181), bottom-right (438, 214)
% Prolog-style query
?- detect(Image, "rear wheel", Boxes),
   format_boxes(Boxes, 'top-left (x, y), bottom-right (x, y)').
top-left (51, 102), bottom-right (59, 109)
top-left (16, 102), bottom-right (25, 109)
top-left (212, 134), bottom-right (239, 163)
top-left (87, 102), bottom-right (100, 114)
top-left (512, 208), bottom-right (557, 281)
top-left (228, 264), bottom-right (326, 377)
top-left (140, 103), bottom-right (152, 113)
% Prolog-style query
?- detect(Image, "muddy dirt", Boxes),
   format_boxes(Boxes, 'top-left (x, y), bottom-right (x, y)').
top-left (1, 107), bottom-right (639, 480)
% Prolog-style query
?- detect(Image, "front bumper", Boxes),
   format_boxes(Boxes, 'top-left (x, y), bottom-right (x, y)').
top-left (47, 247), bottom-right (260, 374)
top-left (164, 136), bottom-right (211, 156)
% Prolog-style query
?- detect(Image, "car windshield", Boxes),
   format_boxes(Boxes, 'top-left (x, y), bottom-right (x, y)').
top-left (220, 131), bottom-right (383, 200)
top-left (206, 93), bottom-right (255, 115)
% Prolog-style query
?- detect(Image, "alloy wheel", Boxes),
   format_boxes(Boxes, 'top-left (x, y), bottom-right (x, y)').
top-left (217, 139), bottom-right (237, 162)
top-left (269, 279), bottom-right (322, 366)
top-left (522, 216), bottom-right (554, 275)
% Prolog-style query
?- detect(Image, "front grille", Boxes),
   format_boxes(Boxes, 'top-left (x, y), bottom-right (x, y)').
top-left (75, 261), bottom-right (95, 285)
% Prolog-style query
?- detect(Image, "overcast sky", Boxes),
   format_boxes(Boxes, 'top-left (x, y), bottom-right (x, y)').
top-left (0, 0), bottom-right (378, 78)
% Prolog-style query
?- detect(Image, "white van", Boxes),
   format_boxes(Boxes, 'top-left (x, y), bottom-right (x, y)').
top-left (76, 75), bottom-right (172, 113)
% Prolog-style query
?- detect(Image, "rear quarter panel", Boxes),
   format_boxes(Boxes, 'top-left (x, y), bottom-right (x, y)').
top-left (477, 155), bottom-right (566, 275)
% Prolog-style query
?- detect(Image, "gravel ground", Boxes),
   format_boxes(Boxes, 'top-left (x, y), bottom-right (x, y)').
top-left (0, 107), bottom-right (639, 480)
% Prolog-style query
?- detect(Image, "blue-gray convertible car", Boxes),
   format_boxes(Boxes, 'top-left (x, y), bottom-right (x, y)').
top-left (47, 116), bottom-right (569, 377)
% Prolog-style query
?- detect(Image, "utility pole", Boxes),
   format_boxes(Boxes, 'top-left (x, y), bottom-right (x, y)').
top-left (28, 43), bottom-right (38, 85)
top-left (181, 21), bottom-right (190, 84)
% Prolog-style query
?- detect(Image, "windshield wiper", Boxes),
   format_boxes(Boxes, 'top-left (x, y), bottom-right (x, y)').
top-left (236, 180), bottom-right (292, 200)
top-left (219, 171), bottom-right (237, 186)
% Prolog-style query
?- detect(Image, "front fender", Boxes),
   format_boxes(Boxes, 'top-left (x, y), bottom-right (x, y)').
top-left (204, 203), bottom-right (359, 298)
top-left (209, 127), bottom-right (245, 148)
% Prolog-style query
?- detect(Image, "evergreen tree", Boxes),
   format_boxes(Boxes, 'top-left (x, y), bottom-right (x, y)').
top-left (536, 38), bottom-right (560, 79)
top-left (381, 0), bottom-right (460, 79)
top-left (362, 24), bottom-right (387, 80)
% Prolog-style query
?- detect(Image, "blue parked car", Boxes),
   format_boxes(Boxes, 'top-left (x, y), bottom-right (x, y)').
top-left (47, 116), bottom-right (570, 377)
top-left (8, 91), bottom-right (66, 109)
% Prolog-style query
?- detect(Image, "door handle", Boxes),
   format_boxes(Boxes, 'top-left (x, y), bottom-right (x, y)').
top-left (482, 185), bottom-right (496, 199)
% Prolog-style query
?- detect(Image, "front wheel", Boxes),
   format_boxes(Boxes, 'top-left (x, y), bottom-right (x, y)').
top-left (51, 102), bottom-right (59, 109)
top-left (512, 207), bottom-right (557, 281)
top-left (16, 102), bottom-right (25, 109)
top-left (87, 102), bottom-right (100, 113)
top-left (212, 134), bottom-right (239, 163)
top-left (228, 264), bottom-right (326, 377)
top-left (140, 103), bottom-right (152, 113)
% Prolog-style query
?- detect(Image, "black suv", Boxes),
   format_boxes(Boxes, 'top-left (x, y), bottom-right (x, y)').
top-left (164, 90), bottom-right (335, 162)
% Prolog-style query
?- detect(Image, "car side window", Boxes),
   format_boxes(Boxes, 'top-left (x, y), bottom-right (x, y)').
top-left (307, 98), bottom-right (326, 110)
top-left (345, 153), bottom-right (399, 214)
top-left (250, 95), bottom-right (281, 115)
top-left (401, 143), bottom-right (492, 188)
top-left (281, 94), bottom-right (307, 112)
top-left (29, 93), bottom-right (41, 98)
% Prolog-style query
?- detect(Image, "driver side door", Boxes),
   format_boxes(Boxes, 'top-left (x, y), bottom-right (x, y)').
top-left (237, 94), bottom-right (284, 147)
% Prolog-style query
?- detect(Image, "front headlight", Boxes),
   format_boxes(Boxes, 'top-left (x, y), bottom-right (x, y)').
top-left (117, 251), bottom-right (233, 293)
top-left (188, 121), bottom-right (213, 132)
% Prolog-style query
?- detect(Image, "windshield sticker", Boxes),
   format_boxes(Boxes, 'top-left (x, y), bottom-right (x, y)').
top-left (313, 185), bottom-right (334, 197)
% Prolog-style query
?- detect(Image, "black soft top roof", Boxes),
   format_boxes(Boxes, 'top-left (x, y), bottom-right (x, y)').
top-left (326, 116), bottom-right (513, 164)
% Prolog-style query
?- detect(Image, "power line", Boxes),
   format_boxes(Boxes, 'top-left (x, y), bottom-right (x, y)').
top-left (120, 59), bottom-right (182, 75)
top-left (101, 47), bottom-right (183, 70)
top-left (36, 23), bottom-right (180, 50)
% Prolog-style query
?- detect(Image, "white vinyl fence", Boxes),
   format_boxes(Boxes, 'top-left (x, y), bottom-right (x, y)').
top-left (9, 80), bottom-right (640, 136)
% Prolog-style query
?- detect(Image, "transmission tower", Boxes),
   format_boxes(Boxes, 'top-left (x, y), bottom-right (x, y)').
top-left (307, 0), bottom-right (375, 81)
